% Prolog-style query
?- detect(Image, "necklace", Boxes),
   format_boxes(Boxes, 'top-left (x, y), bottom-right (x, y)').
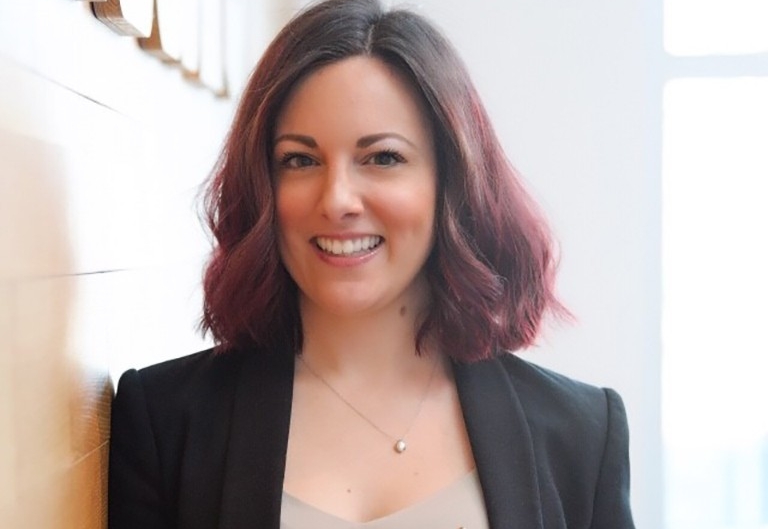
top-left (298, 354), bottom-right (439, 454)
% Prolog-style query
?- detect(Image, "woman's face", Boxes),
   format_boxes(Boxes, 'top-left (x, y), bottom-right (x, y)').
top-left (273, 56), bottom-right (437, 318)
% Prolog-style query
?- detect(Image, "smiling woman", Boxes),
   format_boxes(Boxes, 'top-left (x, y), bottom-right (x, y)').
top-left (273, 56), bottom-right (437, 320)
top-left (107, 0), bottom-right (636, 527)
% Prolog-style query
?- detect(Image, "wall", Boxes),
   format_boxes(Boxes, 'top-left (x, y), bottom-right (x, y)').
top-left (0, 0), bottom-right (275, 526)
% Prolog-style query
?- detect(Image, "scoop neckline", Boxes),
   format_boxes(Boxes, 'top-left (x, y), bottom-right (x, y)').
top-left (281, 468), bottom-right (479, 526)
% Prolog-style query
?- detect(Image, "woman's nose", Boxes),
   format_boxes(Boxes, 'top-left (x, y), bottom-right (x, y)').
top-left (319, 163), bottom-right (363, 221)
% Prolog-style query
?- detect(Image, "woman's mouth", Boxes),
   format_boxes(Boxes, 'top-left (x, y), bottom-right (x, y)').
top-left (314, 236), bottom-right (383, 256)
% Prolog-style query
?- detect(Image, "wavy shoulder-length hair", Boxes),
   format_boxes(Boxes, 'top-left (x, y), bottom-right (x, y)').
top-left (201, 0), bottom-right (564, 362)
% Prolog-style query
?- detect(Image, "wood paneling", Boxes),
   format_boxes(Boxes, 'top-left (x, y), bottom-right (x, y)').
top-left (0, 112), bottom-right (112, 527)
top-left (92, 0), bottom-right (155, 37)
top-left (0, 21), bottom-right (222, 526)
top-left (0, 0), bottom-right (270, 525)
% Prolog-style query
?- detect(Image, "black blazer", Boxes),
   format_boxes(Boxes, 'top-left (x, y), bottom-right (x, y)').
top-left (108, 348), bottom-right (635, 529)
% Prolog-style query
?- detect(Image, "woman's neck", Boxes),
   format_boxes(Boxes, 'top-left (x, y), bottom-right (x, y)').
top-left (297, 287), bottom-right (435, 381)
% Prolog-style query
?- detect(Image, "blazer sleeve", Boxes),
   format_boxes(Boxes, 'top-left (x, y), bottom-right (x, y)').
top-left (108, 369), bottom-right (172, 529)
top-left (591, 388), bottom-right (635, 529)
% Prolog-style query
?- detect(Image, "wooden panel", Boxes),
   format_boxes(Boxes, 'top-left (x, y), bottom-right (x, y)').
top-left (0, 285), bottom-right (14, 513)
top-left (0, 274), bottom-right (112, 529)
top-left (0, 133), bottom-right (73, 280)
top-left (138, 0), bottom-right (183, 62)
top-left (0, 58), bottom-right (216, 276)
top-left (92, 0), bottom-right (154, 37)
top-left (0, 0), bottom-right (239, 123)
top-left (0, 60), bottom-right (113, 529)
top-left (0, 0), bottom-right (251, 524)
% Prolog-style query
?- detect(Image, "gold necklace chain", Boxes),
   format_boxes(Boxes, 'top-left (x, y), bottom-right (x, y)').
top-left (298, 354), bottom-right (439, 454)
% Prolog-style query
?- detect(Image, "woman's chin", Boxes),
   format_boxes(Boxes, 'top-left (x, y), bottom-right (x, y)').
top-left (303, 296), bottom-right (381, 318)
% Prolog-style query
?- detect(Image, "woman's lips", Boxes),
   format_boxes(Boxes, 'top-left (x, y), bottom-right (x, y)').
top-left (314, 235), bottom-right (383, 257)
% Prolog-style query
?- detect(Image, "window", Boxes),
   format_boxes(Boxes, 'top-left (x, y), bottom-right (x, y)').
top-left (662, 2), bottom-right (768, 528)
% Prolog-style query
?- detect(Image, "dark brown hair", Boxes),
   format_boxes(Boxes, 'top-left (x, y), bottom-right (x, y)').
top-left (201, 0), bottom-right (564, 362)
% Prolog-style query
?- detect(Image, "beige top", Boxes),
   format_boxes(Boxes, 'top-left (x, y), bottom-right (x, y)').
top-left (280, 470), bottom-right (489, 529)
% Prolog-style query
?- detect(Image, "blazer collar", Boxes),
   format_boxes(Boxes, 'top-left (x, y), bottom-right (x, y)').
top-left (219, 350), bottom-right (295, 529)
top-left (217, 353), bottom-right (543, 529)
top-left (453, 357), bottom-right (544, 529)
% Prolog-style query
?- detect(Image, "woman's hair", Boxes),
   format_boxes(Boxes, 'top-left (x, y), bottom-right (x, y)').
top-left (201, 0), bottom-right (564, 362)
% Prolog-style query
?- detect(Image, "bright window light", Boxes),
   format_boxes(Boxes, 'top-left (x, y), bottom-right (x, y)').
top-left (664, 0), bottom-right (768, 56)
top-left (663, 77), bottom-right (768, 529)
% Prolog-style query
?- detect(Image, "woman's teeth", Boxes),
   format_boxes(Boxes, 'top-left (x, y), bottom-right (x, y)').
top-left (315, 236), bottom-right (382, 256)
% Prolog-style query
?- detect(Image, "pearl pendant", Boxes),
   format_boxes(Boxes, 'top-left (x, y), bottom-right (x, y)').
top-left (394, 439), bottom-right (407, 453)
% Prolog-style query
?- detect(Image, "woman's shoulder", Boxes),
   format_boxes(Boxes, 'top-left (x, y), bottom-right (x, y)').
top-left (114, 348), bottom-right (252, 417)
top-left (498, 353), bottom-right (616, 403)
top-left (132, 347), bottom-right (244, 388)
top-left (494, 353), bottom-right (627, 438)
top-left (136, 347), bottom-right (237, 378)
top-left (497, 354), bottom-right (633, 526)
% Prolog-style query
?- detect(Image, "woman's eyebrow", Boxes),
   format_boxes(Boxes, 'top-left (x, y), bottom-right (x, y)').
top-left (274, 133), bottom-right (317, 148)
top-left (357, 132), bottom-right (415, 148)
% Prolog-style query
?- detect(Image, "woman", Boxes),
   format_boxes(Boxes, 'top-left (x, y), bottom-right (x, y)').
top-left (108, 0), bottom-right (635, 528)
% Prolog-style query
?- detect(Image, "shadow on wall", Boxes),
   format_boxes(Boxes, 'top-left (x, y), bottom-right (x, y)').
top-left (0, 128), bottom-right (113, 528)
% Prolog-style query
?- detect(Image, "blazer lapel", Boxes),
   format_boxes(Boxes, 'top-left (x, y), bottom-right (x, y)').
top-left (215, 352), bottom-right (543, 529)
top-left (454, 357), bottom-right (544, 529)
top-left (218, 350), bottom-right (294, 529)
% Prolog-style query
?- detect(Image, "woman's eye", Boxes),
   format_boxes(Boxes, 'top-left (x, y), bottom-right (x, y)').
top-left (368, 150), bottom-right (406, 167)
top-left (278, 153), bottom-right (316, 169)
